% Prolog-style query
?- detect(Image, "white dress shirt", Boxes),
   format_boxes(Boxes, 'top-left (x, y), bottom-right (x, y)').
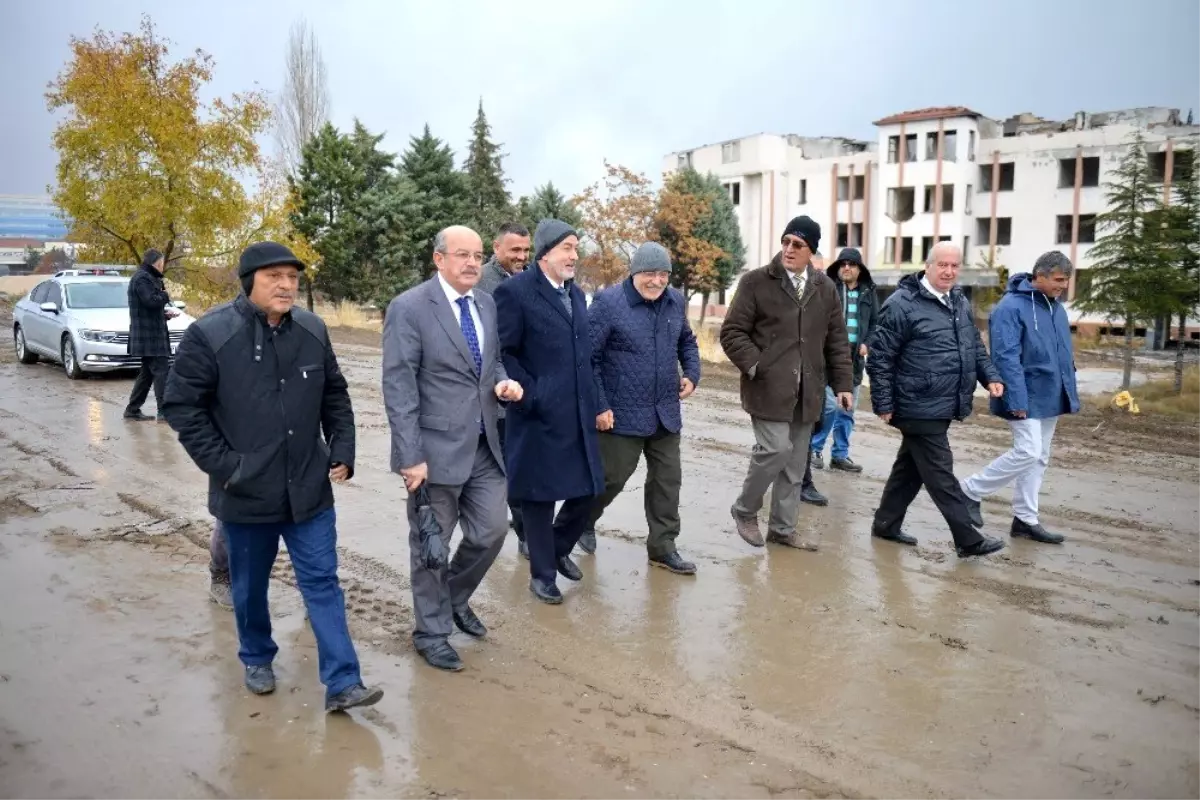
top-left (438, 273), bottom-right (485, 353)
top-left (921, 275), bottom-right (951, 307)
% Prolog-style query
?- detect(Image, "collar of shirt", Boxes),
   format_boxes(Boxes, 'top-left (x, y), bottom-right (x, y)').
top-left (437, 272), bottom-right (475, 305)
top-left (540, 268), bottom-right (566, 292)
top-left (789, 266), bottom-right (808, 293)
top-left (920, 275), bottom-right (951, 305)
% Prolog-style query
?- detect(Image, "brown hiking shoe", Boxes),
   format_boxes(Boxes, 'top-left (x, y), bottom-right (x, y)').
top-left (766, 531), bottom-right (819, 551)
top-left (732, 510), bottom-right (765, 547)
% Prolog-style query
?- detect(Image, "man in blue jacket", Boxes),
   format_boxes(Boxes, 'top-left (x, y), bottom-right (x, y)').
top-left (583, 242), bottom-right (701, 574)
top-left (961, 252), bottom-right (1080, 544)
top-left (494, 219), bottom-right (605, 604)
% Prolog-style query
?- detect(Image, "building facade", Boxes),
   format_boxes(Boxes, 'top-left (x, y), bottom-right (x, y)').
top-left (664, 106), bottom-right (1198, 331)
top-left (0, 195), bottom-right (69, 241)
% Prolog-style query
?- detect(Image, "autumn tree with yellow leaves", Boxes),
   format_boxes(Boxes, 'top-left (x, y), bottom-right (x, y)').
top-left (572, 162), bottom-right (656, 291)
top-left (45, 16), bottom-right (271, 277)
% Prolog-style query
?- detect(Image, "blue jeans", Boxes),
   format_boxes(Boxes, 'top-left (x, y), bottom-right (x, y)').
top-left (222, 508), bottom-right (362, 699)
top-left (810, 385), bottom-right (860, 460)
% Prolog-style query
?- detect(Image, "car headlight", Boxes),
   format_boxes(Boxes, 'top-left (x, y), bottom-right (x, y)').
top-left (79, 330), bottom-right (119, 342)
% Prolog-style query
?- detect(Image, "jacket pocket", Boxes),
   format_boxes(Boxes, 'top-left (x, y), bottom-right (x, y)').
top-left (226, 443), bottom-right (280, 495)
top-left (297, 362), bottom-right (324, 382)
top-left (418, 414), bottom-right (450, 431)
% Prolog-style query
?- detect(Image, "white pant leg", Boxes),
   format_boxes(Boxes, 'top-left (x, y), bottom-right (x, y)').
top-left (962, 418), bottom-right (1042, 501)
top-left (1011, 417), bottom-right (1058, 525)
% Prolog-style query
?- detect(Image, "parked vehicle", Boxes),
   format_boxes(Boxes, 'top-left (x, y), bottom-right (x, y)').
top-left (11, 275), bottom-right (194, 379)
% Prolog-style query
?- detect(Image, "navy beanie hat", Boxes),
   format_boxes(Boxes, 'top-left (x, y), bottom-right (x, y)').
top-left (782, 215), bottom-right (821, 253)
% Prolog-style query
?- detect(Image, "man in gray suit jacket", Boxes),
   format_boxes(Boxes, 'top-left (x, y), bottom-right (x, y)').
top-left (382, 225), bottom-right (524, 672)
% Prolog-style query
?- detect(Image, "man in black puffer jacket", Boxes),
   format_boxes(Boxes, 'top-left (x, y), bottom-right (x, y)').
top-left (866, 242), bottom-right (1006, 558)
top-left (163, 241), bottom-right (382, 711)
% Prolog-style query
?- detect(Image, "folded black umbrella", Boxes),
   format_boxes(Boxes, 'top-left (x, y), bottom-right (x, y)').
top-left (414, 485), bottom-right (447, 570)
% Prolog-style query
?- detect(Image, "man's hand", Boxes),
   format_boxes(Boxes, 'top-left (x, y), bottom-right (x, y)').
top-left (988, 382), bottom-right (1005, 398)
top-left (164, 307), bottom-right (181, 319)
top-left (837, 392), bottom-right (855, 412)
top-left (858, 343), bottom-right (868, 357)
top-left (330, 463), bottom-right (350, 483)
top-left (495, 379), bottom-right (523, 402)
top-left (1011, 410), bottom-right (1028, 419)
top-left (878, 412), bottom-right (893, 423)
top-left (596, 410), bottom-right (614, 431)
top-left (401, 462), bottom-right (428, 492)
top-left (679, 377), bottom-right (696, 400)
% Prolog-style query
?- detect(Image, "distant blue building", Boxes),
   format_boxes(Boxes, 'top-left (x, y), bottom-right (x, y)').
top-left (0, 195), bottom-right (69, 240)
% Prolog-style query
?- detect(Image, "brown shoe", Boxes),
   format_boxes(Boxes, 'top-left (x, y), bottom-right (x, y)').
top-left (732, 510), bottom-right (764, 547)
top-left (766, 531), bottom-right (819, 551)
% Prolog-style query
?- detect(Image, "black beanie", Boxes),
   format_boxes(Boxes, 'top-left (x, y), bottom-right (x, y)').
top-left (238, 241), bottom-right (305, 296)
top-left (782, 216), bottom-right (821, 253)
top-left (142, 248), bottom-right (163, 268)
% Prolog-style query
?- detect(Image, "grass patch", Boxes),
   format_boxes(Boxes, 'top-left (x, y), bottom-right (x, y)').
top-left (1089, 367), bottom-right (1200, 419)
top-left (317, 301), bottom-right (380, 332)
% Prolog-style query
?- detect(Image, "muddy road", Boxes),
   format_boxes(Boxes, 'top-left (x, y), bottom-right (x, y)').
top-left (1, 319), bottom-right (1197, 799)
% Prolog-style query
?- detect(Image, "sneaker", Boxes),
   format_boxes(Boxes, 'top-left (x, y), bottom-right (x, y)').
top-left (325, 683), bottom-right (384, 712)
top-left (810, 450), bottom-right (824, 470)
top-left (244, 664), bottom-right (276, 695)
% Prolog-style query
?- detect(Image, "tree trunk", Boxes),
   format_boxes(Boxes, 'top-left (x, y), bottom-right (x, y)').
top-left (1175, 311), bottom-right (1187, 394)
top-left (1122, 316), bottom-right (1135, 390)
top-left (305, 276), bottom-right (315, 312)
top-left (699, 291), bottom-right (710, 327)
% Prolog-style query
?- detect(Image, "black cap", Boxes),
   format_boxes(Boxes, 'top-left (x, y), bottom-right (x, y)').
top-left (238, 241), bottom-right (305, 295)
top-left (782, 215), bottom-right (821, 253)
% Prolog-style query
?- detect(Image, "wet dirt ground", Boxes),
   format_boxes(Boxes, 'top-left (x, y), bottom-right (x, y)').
top-left (1, 314), bottom-right (1198, 799)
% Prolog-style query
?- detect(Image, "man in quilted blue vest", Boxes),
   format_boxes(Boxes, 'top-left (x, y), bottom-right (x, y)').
top-left (582, 243), bottom-right (702, 574)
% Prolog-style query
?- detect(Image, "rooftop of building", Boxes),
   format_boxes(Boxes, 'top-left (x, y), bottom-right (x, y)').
top-left (873, 106), bottom-right (983, 126)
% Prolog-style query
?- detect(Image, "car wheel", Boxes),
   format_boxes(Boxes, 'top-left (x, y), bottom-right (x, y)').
top-left (14, 326), bottom-right (39, 365)
top-left (62, 336), bottom-right (85, 380)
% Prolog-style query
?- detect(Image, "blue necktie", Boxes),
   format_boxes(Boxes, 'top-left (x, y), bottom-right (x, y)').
top-left (456, 296), bottom-right (484, 433)
top-left (558, 285), bottom-right (573, 319)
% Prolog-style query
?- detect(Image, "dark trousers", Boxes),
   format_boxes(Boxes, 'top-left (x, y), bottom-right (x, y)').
top-left (210, 520), bottom-right (229, 578)
top-left (873, 419), bottom-right (984, 549)
top-left (222, 508), bottom-right (363, 699)
top-left (521, 496), bottom-right (594, 585)
top-left (588, 428), bottom-right (682, 558)
top-left (126, 356), bottom-right (169, 415)
top-left (496, 417), bottom-right (524, 541)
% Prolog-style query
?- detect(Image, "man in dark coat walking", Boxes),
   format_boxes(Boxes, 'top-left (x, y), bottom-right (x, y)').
top-left (494, 219), bottom-right (604, 605)
top-left (584, 242), bottom-right (701, 574)
top-left (163, 241), bottom-right (382, 711)
top-left (124, 248), bottom-right (177, 421)
top-left (866, 241), bottom-right (1007, 557)
top-left (719, 216), bottom-right (854, 551)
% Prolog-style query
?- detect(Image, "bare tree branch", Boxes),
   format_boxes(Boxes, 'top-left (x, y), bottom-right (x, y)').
top-left (274, 19), bottom-right (330, 176)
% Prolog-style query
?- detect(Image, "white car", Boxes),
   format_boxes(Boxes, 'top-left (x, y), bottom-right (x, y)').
top-left (12, 274), bottom-right (195, 379)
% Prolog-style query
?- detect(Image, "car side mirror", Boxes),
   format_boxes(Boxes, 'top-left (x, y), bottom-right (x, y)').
top-left (39, 302), bottom-right (59, 314)
top-left (172, 300), bottom-right (186, 310)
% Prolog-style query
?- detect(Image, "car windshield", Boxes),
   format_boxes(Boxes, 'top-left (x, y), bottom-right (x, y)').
top-left (65, 282), bottom-right (127, 309)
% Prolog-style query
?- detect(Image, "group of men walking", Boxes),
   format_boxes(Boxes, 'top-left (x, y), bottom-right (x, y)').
top-left (146, 206), bottom-right (1080, 703)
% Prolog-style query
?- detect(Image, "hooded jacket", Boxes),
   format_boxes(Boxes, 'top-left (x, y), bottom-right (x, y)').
top-left (825, 247), bottom-right (878, 385)
top-left (867, 272), bottom-right (1000, 421)
top-left (986, 272), bottom-right (1080, 419)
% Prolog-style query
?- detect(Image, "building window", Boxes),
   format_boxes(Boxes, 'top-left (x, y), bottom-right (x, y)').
top-left (884, 237), bottom-right (913, 263)
top-left (837, 223), bottom-right (849, 247)
top-left (886, 187), bottom-right (915, 222)
top-left (904, 134), bottom-right (917, 162)
top-left (853, 175), bottom-right (865, 200)
top-left (965, 184), bottom-right (973, 215)
top-left (798, 179), bottom-right (808, 204)
top-left (968, 131), bottom-right (976, 162)
top-left (926, 133), bottom-right (939, 161)
top-left (921, 236), bottom-right (953, 262)
top-left (976, 217), bottom-right (1013, 246)
top-left (837, 176), bottom-right (850, 201)
top-left (922, 184), bottom-right (954, 212)
top-left (901, 237), bottom-right (914, 262)
top-left (888, 136), bottom-right (900, 164)
top-left (1057, 214), bottom-right (1098, 244)
top-left (721, 141), bottom-right (741, 164)
top-left (850, 222), bottom-right (864, 246)
top-left (1149, 150), bottom-right (1192, 183)
top-left (943, 130), bottom-right (957, 162)
top-left (676, 151), bottom-right (693, 169)
top-left (1059, 155), bottom-right (1100, 188)
top-left (722, 181), bottom-right (741, 206)
top-left (980, 162), bottom-right (1016, 192)
top-left (963, 235), bottom-right (971, 257)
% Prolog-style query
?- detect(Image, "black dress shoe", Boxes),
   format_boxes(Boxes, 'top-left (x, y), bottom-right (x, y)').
top-left (517, 538), bottom-right (529, 559)
top-left (529, 578), bottom-right (563, 604)
top-left (556, 555), bottom-right (583, 582)
top-left (801, 485), bottom-right (828, 506)
top-left (649, 551), bottom-right (697, 575)
top-left (956, 535), bottom-right (1006, 558)
top-left (964, 495), bottom-right (984, 527)
top-left (577, 530), bottom-right (597, 555)
top-left (418, 641), bottom-right (464, 672)
top-left (1011, 518), bottom-right (1065, 544)
top-left (325, 683), bottom-right (384, 712)
top-left (123, 410), bottom-right (153, 421)
top-left (872, 527), bottom-right (918, 546)
top-left (830, 457), bottom-right (863, 473)
top-left (453, 605), bottom-right (487, 637)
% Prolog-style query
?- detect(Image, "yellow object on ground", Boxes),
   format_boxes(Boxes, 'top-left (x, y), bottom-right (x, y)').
top-left (1112, 390), bottom-right (1140, 414)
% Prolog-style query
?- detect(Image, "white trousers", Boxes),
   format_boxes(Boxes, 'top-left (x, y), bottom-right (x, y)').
top-left (962, 417), bottom-right (1058, 525)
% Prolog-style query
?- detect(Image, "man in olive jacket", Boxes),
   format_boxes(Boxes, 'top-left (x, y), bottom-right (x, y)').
top-left (719, 216), bottom-right (853, 550)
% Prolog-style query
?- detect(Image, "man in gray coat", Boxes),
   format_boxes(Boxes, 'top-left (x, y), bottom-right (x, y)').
top-left (474, 221), bottom-right (531, 557)
top-left (382, 225), bottom-right (524, 672)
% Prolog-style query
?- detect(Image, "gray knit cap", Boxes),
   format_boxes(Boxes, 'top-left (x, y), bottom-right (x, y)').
top-left (533, 218), bottom-right (579, 264)
top-left (630, 242), bottom-right (672, 275)
top-left (1032, 250), bottom-right (1074, 276)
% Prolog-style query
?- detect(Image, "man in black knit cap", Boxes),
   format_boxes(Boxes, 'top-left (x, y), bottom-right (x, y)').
top-left (719, 216), bottom-right (854, 551)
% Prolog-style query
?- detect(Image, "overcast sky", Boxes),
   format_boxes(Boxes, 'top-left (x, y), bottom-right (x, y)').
top-left (2, 0), bottom-right (1198, 201)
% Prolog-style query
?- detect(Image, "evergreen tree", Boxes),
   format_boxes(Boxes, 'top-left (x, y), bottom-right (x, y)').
top-left (517, 182), bottom-right (583, 230)
top-left (395, 124), bottom-right (470, 288)
top-left (1074, 131), bottom-right (1190, 389)
top-left (1160, 144), bottom-right (1200, 392)
top-left (289, 122), bottom-right (361, 302)
top-left (463, 100), bottom-right (512, 243)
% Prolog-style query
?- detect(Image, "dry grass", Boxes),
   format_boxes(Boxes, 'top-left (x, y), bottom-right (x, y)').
top-left (317, 300), bottom-right (381, 332)
top-left (695, 324), bottom-right (727, 364)
top-left (1090, 367), bottom-right (1200, 419)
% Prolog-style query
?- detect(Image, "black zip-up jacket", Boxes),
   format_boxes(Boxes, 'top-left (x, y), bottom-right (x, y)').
top-left (162, 295), bottom-right (355, 524)
top-left (866, 272), bottom-right (1001, 421)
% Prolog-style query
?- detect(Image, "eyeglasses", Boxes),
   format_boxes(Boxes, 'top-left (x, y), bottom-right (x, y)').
top-left (781, 238), bottom-right (809, 252)
top-left (447, 250), bottom-right (485, 263)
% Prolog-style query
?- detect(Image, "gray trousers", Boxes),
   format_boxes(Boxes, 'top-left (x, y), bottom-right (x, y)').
top-left (733, 403), bottom-right (814, 537)
top-left (408, 438), bottom-right (508, 651)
